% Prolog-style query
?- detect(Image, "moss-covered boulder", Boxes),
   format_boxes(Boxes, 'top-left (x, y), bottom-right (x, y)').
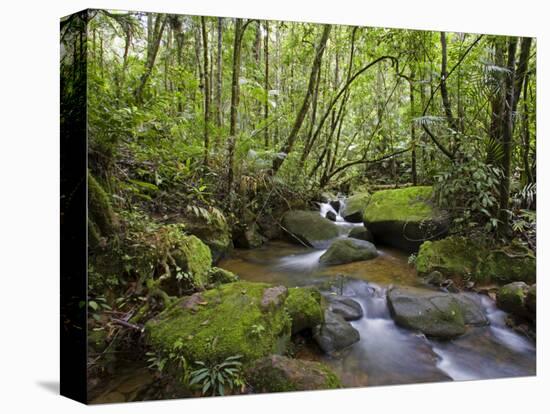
top-left (246, 355), bottom-right (341, 393)
top-left (208, 267), bottom-right (239, 285)
top-left (342, 193), bottom-right (371, 223)
top-left (496, 282), bottom-right (529, 318)
top-left (182, 213), bottom-right (233, 264)
top-left (526, 284), bottom-right (536, 315)
top-left (348, 226), bottom-right (373, 242)
top-left (362, 186), bottom-right (448, 252)
top-left (145, 281), bottom-right (292, 365)
top-left (319, 239), bottom-right (378, 265)
top-left (387, 287), bottom-right (488, 339)
top-left (416, 236), bottom-right (536, 285)
top-left (233, 223), bottom-right (266, 249)
top-left (285, 287), bottom-right (324, 334)
top-left (281, 211), bottom-right (339, 247)
top-left (313, 309), bottom-right (360, 353)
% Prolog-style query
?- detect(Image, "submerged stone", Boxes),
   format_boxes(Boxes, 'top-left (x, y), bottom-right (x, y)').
top-left (246, 355), bottom-right (341, 392)
top-left (362, 186), bottom-right (448, 252)
top-left (281, 210), bottom-right (339, 247)
top-left (319, 238), bottom-right (378, 265)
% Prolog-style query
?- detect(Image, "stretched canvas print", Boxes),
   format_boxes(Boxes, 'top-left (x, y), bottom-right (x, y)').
top-left (60, 8), bottom-right (537, 404)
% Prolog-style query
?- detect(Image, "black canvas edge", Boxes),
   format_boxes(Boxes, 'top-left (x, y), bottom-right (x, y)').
top-left (60, 8), bottom-right (90, 404)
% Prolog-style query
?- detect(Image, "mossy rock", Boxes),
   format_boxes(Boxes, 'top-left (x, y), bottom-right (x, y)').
top-left (416, 236), bottom-right (536, 285)
top-left (208, 267), bottom-right (239, 285)
top-left (181, 213), bottom-right (233, 264)
top-left (342, 192), bottom-right (371, 223)
top-left (281, 211), bottom-right (338, 247)
top-left (233, 223), bottom-right (267, 249)
top-left (285, 287), bottom-right (324, 334)
top-left (319, 239), bottom-right (378, 265)
top-left (164, 234), bottom-right (212, 294)
top-left (496, 282), bottom-right (529, 318)
top-left (145, 281), bottom-right (292, 365)
top-left (246, 355), bottom-right (341, 393)
top-left (387, 287), bottom-right (488, 339)
top-left (362, 186), bottom-right (448, 252)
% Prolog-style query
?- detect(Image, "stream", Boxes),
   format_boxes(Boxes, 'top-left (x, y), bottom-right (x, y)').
top-left (219, 200), bottom-right (536, 387)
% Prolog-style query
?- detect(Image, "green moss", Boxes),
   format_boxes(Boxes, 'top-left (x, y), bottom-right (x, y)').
top-left (319, 239), bottom-right (378, 265)
top-left (172, 234), bottom-right (212, 288)
top-left (285, 287), bottom-right (324, 334)
top-left (88, 171), bottom-right (117, 238)
top-left (182, 214), bottom-right (232, 263)
top-left (363, 186), bottom-right (436, 223)
top-left (208, 267), bottom-right (239, 284)
top-left (342, 192), bottom-right (371, 221)
top-left (416, 236), bottom-right (483, 280)
top-left (416, 236), bottom-right (536, 285)
top-left (496, 282), bottom-right (529, 317)
top-left (145, 281), bottom-right (292, 364)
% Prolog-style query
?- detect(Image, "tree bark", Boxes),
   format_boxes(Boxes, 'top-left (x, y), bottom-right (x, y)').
top-left (264, 21), bottom-right (270, 149)
top-left (216, 18), bottom-right (223, 143)
top-left (201, 16), bottom-right (210, 165)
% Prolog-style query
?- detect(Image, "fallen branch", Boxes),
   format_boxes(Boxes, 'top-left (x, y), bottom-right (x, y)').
top-left (111, 318), bottom-right (144, 333)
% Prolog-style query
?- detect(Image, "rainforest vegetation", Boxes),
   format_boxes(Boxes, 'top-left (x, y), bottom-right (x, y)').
top-left (61, 10), bottom-right (536, 402)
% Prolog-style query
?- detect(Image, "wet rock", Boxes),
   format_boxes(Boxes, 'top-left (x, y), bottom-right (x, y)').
top-left (319, 239), bottom-right (378, 265)
top-left (326, 211), bottom-right (337, 222)
top-left (285, 287), bottom-right (324, 334)
top-left (442, 279), bottom-right (460, 293)
top-left (246, 355), bottom-right (341, 392)
top-left (387, 287), bottom-right (488, 339)
top-left (363, 186), bottom-right (448, 252)
top-left (425, 270), bottom-right (444, 286)
top-left (330, 200), bottom-right (341, 212)
top-left (496, 282), bottom-right (529, 318)
top-left (282, 210), bottom-right (339, 247)
top-left (342, 193), bottom-right (371, 223)
top-left (348, 226), bottom-right (373, 242)
top-left (326, 295), bottom-right (363, 321)
top-left (313, 309), bottom-right (360, 353)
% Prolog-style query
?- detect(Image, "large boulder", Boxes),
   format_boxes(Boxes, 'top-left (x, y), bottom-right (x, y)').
top-left (342, 193), bottom-right (371, 223)
top-left (416, 236), bottom-right (536, 284)
top-left (362, 186), bottom-right (448, 252)
top-left (281, 211), bottom-right (339, 247)
top-left (145, 281), bottom-right (291, 364)
top-left (182, 212), bottom-right (233, 263)
top-left (246, 355), bottom-right (341, 392)
top-left (496, 282), bottom-right (529, 318)
top-left (319, 239), bottom-right (378, 265)
top-left (313, 309), bottom-right (360, 353)
top-left (387, 287), bottom-right (488, 339)
top-left (348, 226), bottom-right (373, 242)
top-left (285, 287), bottom-right (324, 334)
top-left (326, 295), bottom-right (363, 321)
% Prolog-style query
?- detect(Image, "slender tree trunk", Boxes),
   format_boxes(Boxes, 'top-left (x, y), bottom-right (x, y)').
top-left (201, 16), bottom-right (210, 165)
top-left (271, 25), bottom-right (331, 175)
top-left (522, 73), bottom-right (533, 185)
top-left (440, 32), bottom-right (458, 132)
top-left (135, 14), bottom-right (166, 104)
top-left (264, 21), bottom-right (270, 149)
top-left (216, 18), bottom-right (223, 144)
top-left (410, 72), bottom-right (418, 185)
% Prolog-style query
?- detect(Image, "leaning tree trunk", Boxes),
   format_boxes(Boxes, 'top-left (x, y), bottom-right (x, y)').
top-left (271, 25), bottom-right (331, 175)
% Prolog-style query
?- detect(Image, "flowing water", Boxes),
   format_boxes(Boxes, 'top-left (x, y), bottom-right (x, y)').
top-left (219, 201), bottom-right (536, 388)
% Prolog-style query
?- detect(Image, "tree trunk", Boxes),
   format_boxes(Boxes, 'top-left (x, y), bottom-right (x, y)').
top-left (439, 32), bottom-right (458, 132)
top-left (264, 21), bottom-right (270, 149)
top-left (216, 18), bottom-right (223, 143)
top-left (135, 14), bottom-right (166, 104)
top-left (201, 16), bottom-right (210, 165)
top-left (271, 25), bottom-right (331, 175)
top-left (409, 71), bottom-right (418, 185)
